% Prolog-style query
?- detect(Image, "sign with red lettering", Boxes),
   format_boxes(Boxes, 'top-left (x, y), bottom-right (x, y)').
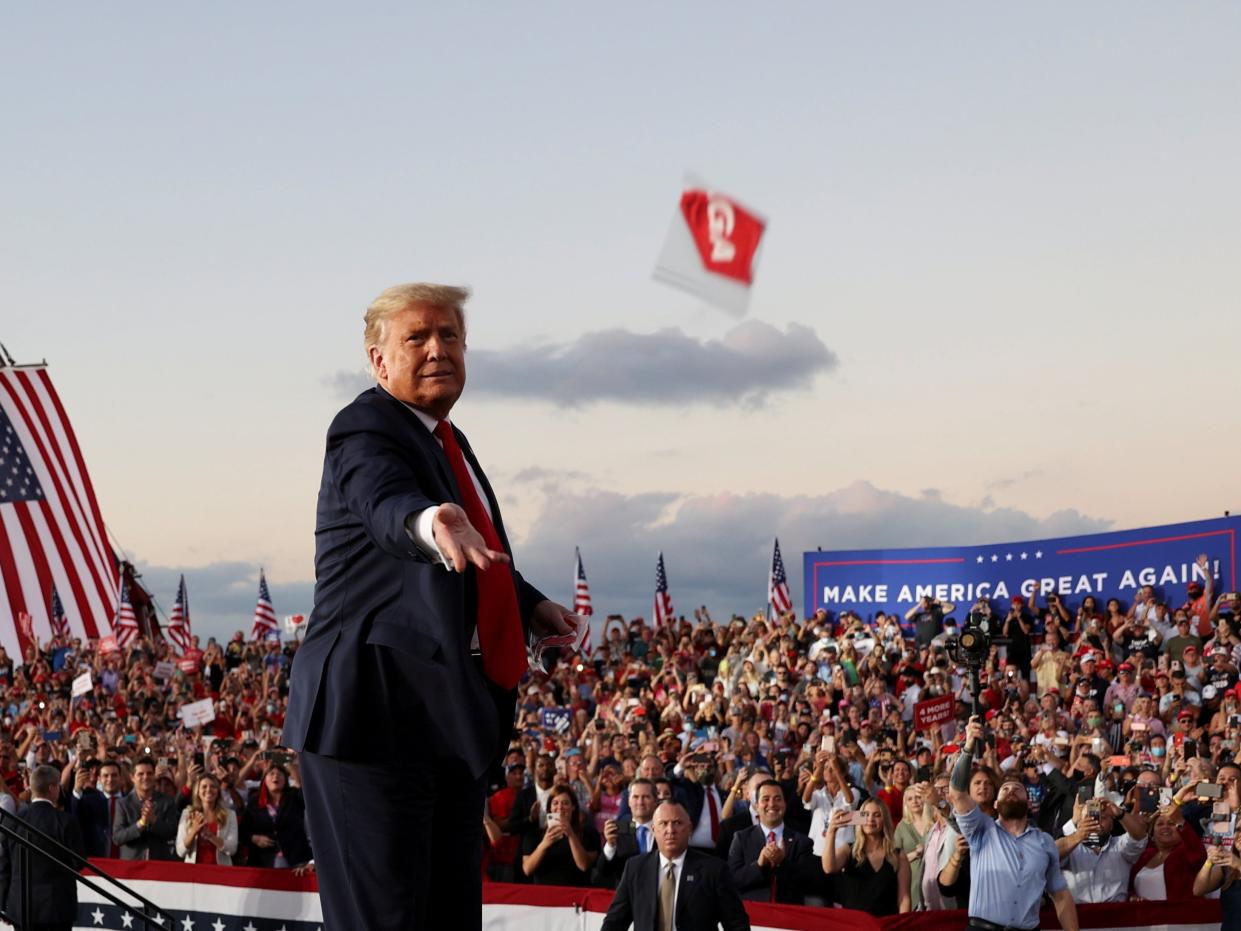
top-left (98, 635), bottom-right (120, 654)
top-left (913, 694), bottom-right (955, 731)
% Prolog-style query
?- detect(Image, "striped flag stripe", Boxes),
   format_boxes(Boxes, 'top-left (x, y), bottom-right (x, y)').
top-left (8, 370), bottom-right (116, 613)
top-left (0, 517), bottom-right (31, 657)
top-left (31, 499), bottom-right (99, 639)
top-left (9, 503), bottom-right (54, 644)
top-left (0, 370), bottom-right (116, 635)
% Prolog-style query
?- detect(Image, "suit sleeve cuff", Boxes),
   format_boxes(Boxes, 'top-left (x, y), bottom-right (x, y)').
top-left (407, 508), bottom-right (455, 571)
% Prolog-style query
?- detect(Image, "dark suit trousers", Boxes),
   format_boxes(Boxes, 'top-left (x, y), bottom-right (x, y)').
top-left (301, 750), bottom-right (486, 931)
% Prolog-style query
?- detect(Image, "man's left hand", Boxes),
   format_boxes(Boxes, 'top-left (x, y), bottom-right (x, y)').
top-left (531, 601), bottom-right (578, 640)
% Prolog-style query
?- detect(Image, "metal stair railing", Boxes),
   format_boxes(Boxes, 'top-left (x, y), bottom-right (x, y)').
top-left (0, 805), bottom-right (177, 930)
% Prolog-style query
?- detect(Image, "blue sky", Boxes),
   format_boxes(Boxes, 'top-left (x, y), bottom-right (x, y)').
top-left (4, 3), bottom-right (1238, 640)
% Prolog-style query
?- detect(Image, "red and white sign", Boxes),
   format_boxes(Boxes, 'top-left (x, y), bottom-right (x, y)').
top-left (98, 634), bottom-right (120, 654)
top-left (913, 694), bottom-right (956, 731)
top-left (653, 175), bottom-right (767, 316)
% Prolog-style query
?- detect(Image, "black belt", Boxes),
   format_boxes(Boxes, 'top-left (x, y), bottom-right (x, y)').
top-left (968, 919), bottom-right (1037, 931)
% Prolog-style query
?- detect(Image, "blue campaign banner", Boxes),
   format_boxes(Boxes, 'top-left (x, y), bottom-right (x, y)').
top-left (803, 515), bottom-right (1241, 622)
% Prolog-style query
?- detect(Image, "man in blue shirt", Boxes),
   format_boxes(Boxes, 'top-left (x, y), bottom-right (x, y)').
top-left (950, 715), bottom-right (1079, 931)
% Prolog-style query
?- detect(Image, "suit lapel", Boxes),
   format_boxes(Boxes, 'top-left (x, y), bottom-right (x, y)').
top-left (373, 386), bottom-right (461, 501)
top-left (640, 852), bottom-right (661, 931)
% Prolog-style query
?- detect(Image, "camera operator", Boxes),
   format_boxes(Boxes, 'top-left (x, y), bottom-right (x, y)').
top-left (949, 716), bottom-right (1079, 931)
top-left (908, 597), bottom-right (956, 650)
top-left (1001, 598), bottom-right (1033, 679)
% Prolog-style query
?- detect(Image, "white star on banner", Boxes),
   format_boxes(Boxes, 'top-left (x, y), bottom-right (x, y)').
top-left (181, 915), bottom-right (195, 931)
top-left (1005, 554), bottom-right (1013, 561)
top-left (1021, 552), bottom-right (1028, 560)
top-left (991, 554), bottom-right (998, 562)
top-left (1035, 550), bottom-right (1044, 559)
top-left (121, 914), bottom-right (135, 929)
top-left (212, 919), bottom-right (226, 931)
top-left (92, 908), bottom-right (105, 925)
top-left (243, 923), bottom-right (258, 931)
top-left (976, 555), bottom-right (984, 564)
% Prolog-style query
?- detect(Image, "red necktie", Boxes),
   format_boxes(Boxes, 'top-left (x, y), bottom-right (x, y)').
top-left (434, 420), bottom-right (527, 689)
top-left (768, 830), bottom-right (778, 902)
top-left (706, 788), bottom-right (720, 844)
top-left (109, 797), bottom-right (119, 857)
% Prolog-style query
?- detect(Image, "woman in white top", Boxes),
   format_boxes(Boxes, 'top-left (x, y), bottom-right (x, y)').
top-left (176, 774), bottom-right (239, 865)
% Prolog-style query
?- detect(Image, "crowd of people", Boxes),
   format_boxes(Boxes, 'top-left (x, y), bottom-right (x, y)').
top-left (3, 557), bottom-right (1241, 922)
top-left (0, 630), bottom-right (312, 872)
top-left (484, 556), bottom-right (1241, 922)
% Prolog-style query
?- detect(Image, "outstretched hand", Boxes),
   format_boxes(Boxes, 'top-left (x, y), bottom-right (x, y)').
top-left (531, 600), bottom-right (578, 640)
top-left (432, 503), bottom-right (511, 572)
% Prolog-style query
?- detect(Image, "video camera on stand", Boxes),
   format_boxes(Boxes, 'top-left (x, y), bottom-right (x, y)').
top-left (946, 607), bottom-right (1009, 722)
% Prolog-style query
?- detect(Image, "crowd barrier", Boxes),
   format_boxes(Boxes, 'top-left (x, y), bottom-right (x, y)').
top-left (38, 860), bottom-right (1224, 931)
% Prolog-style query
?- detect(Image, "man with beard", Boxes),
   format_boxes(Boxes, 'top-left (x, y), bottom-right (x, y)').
top-left (950, 716), bottom-right (1079, 931)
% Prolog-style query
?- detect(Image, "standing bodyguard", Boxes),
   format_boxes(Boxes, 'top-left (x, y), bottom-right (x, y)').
top-left (285, 283), bottom-right (577, 930)
top-left (0, 764), bottom-right (84, 931)
top-left (601, 801), bottom-right (750, 931)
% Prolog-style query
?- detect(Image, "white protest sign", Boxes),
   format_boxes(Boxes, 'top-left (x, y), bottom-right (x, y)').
top-left (179, 698), bottom-right (216, 728)
top-left (71, 670), bottom-right (93, 698)
top-left (153, 660), bottom-right (176, 681)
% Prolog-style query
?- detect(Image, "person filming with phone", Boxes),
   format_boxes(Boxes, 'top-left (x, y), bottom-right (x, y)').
top-left (1055, 792), bottom-right (1148, 901)
top-left (949, 715), bottom-right (1079, 931)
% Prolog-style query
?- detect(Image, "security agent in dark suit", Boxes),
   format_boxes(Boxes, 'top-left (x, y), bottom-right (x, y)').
top-left (601, 801), bottom-right (750, 931)
top-left (285, 283), bottom-right (578, 931)
top-left (0, 764), bottom-right (85, 931)
top-left (593, 777), bottom-right (658, 889)
top-left (112, 758), bottom-right (179, 860)
top-left (728, 780), bottom-right (821, 904)
top-left (68, 758), bottom-right (111, 859)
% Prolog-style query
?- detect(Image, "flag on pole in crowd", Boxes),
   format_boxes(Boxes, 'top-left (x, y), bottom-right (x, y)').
top-left (653, 174), bottom-right (768, 317)
top-left (654, 552), bottom-right (675, 626)
top-left (50, 583), bottom-right (70, 639)
top-left (768, 537), bottom-right (792, 616)
top-left (251, 569), bottom-right (279, 641)
top-left (0, 365), bottom-right (119, 660)
top-left (573, 547), bottom-right (593, 655)
top-left (167, 575), bottom-right (192, 653)
top-left (114, 581), bottom-right (140, 648)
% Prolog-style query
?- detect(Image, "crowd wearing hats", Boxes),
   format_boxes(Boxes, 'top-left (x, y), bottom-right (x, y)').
top-left (486, 561), bottom-right (1241, 913)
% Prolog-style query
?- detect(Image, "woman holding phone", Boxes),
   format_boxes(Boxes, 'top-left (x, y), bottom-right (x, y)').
top-left (822, 798), bottom-right (912, 914)
top-left (521, 784), bottom-right (599, 886)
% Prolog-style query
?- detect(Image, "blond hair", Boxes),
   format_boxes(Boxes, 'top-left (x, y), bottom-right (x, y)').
top-left (363, 282), bottom-right (470, 362)
top-left (851, 798), bottom-right (898, 867)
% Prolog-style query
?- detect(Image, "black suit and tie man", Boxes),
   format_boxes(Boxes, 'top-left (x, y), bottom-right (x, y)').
top-left (728, 780), bottom-right (822, 905)
top-left (285, 283), bottom-right (579, 931)
top-left (601, 801), bottom-right (750, 931)
top-left (0, 764), bottom-right (85, 931)
top-left (594, 777), bottom-right (659, 889)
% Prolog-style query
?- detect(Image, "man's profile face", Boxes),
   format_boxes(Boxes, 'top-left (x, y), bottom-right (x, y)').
top-left (755, 784), bottom-right (786, 828)
top-left (369, 303), bottom-right (466, 418)
top-left (629, 783), bottom-right (657, 822)
top-left (652, 802), bottom-right (692, 858)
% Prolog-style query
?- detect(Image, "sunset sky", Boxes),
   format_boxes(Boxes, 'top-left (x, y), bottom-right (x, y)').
top-left (5, 3), bottom-right (1238, 641)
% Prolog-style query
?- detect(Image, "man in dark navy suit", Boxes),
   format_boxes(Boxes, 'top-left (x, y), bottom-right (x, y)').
top-left (0, 764), bottom-right (84, 931)
top-left (285, 282), bottom-right (577, 930)
top-left (601, 801), bottom-right (749, 931)
top-left (727, 780), bottom-right (821, 904)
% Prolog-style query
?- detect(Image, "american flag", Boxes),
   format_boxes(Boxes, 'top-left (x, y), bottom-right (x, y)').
top-left (167, 574), bottom-right (193, 653)
top-left (114, 581), bottom-right (139, 648)
top-left (573, 547), bottom-right (593, 655)
top-left (769, 537), bottom-right (793, 615)
top-left (50, 583), bottom-right (69, 639)
top-left (0, 365), bottom-right (118, 658)
top-left (251, 569), bottom-right (279, 640)
top-left (654, 551), bottom-right (675, 626)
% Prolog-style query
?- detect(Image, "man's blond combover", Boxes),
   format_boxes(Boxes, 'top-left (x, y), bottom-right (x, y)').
top-left (363, 282), bottom-right (470, 365)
